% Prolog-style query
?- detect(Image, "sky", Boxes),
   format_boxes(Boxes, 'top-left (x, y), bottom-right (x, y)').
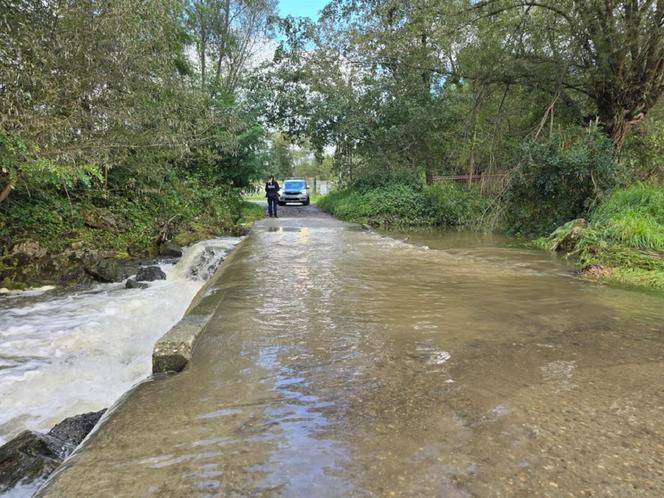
top-left (278, 0), bottom-right (329, 20)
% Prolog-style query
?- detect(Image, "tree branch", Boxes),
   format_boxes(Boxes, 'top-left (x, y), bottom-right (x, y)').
top-left (0, 181), bottom-right (12, 204)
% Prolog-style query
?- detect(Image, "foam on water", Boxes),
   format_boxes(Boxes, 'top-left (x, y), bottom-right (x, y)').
top-left (0, 237), bottom-right (240, 446)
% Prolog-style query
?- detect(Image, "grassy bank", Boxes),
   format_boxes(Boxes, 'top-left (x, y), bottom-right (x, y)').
top-left (317, 182), bottom-right (491, 228)
top-left (0, 178), bottom-right (264, 289)
top-left (532, 184), bottom-right (664, 293)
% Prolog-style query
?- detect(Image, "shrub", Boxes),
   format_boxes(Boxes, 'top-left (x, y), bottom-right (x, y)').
top-left (350, 169), bottom-right (425, 193)
top-left (318, 180), bottom-right (490, 228)
top-left (425, 182), bottom-right (491, 227)
top-left (502, 127), bottom-right (619, 235)
top-left (320, 184), bottom-right (430, 226)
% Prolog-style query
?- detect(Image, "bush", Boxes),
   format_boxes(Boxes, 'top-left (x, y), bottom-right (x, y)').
top-left (319, 184), bottom-right (430, 226)
top-left (318, 180), bottom-right (490, 228)
top-left (502, 127), bottom-right (619, 235)
top-left (350, 169), bottom-right (425, 193)
top-left (425, 182), bottom-right (491, 227)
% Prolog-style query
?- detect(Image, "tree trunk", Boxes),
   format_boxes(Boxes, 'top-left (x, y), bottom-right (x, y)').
top-left (425, 165), bottom-right (433, 185)
top-left (598, 103), bottom-right (644, 151)
top-left (200, 9), bottom-right (207, 91)
top-left (216, 0), bottom-right (231, 85)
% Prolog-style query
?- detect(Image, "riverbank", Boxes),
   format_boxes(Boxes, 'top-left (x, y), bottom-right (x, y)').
top-left (318, 182), bottom-right (664, 294)
top-left (0, 183), bottom-right (264, 290)
top-left (532, 183), bottom-right (664, 294)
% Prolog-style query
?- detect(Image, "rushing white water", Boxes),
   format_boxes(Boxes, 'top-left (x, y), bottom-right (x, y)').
top-left (0, 237), bottom-right (241, 446)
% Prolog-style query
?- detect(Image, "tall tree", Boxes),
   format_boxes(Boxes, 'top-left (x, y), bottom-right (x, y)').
top-left (0, 0), bottom-right (194, 201)
top-left (471, 0), bottom-right (664, 147)
top-left (185, 0), bottom-right (277, 94)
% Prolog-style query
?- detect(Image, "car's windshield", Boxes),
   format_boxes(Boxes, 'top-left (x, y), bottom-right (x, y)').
top-left (284, 180), bottom-right (305, 191)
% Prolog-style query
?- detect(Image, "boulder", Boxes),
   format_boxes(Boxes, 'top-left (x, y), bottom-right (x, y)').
top-left (125, 278), bottom-right (149, 289)
top-left (0, 431), bottom-right (63, 492)
top-left (158, 241), bottom-right (183, 258)
top-left (10, 240), bottom-right (47, 260)
top-left (82, 254), bottom-right (137, 283)
top-left (83, 258), bottom-right (124, 283)
top-left (0, 410), bottom-right (105, 493)
top-left (47, 410), bottom-right (105, 450)
top-left (81, 209), bottom-right (127, 231)
top-left (135, 266), bottom-right (166, 282)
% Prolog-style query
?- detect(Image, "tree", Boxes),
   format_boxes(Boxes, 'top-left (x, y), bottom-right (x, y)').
top-left (267, 133), bottom-right (294, 179)
top-left (185, 0), bottom-right (277, 94)
top-left (0, 0), bottom-right (195, 201)
top-left (471, 0), bottom-right (664, 148)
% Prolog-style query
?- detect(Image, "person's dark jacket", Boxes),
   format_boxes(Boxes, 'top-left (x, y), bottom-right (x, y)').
top-left (265, 181), bottom-right (280, 199)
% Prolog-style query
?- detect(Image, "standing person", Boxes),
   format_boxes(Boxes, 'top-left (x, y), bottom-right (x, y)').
top-left (265, 176), bottom-right (280, 218)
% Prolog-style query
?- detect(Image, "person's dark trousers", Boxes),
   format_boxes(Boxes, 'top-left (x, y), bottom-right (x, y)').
top-left (267, 197), bottom-right (278, 217)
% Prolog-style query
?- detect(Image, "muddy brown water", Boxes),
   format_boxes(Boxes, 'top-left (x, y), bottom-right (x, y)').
top-left (39, 207), bottom-right (664, 497)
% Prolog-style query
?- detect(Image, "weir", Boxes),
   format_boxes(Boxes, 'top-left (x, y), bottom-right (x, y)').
top-left (36, 207), bottom-right (664, 497)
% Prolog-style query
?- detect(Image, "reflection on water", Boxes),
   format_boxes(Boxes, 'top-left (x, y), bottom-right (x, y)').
top-left (40, 212), bottom-right (664, 498)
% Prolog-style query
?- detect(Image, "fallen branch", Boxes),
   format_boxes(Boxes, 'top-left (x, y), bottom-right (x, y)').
top-left (0, 182), bottom-right (12, 204)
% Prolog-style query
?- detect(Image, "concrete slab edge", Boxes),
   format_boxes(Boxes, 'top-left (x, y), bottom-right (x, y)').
top-left (151, 235), bottom-right (251, 374)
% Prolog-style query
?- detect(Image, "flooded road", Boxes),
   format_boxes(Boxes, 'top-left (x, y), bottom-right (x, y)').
top-left (40, 206), bottom-right (664, 497)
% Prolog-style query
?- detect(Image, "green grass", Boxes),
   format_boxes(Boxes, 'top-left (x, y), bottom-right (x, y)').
top-left (533, 183), bottom-right (664, 294)
top-left (601, 267), bottom-right (664, 293)
top-left (242, 191), bottom-right (265, 201)
top-left (590, 183), bottom-right (664, 251)
top-left (239, 201), bottom-right (265, 224)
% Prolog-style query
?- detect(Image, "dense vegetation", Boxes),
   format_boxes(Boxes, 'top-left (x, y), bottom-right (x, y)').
top-left (2, 0), bottom-right (664, 292)
top-left (0, 1), bottom-right (277, 287)
top-left (533, 184), bottom-right (664, 291)
top-left (318, 177), bottom-right (490, 228)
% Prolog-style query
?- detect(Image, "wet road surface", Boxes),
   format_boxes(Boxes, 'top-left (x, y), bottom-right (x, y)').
top-left (39, 205), bottom-right (664, 497)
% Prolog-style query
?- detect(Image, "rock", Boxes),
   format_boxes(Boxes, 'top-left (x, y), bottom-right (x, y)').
top-left (125, 278), bottom-right (148, 289)
top-left (10, 240), bottom-right (47, 259)
top-left (158, 241), bottom-right (183, 258)
top-left (230, 225), bottom-right (250, 237)
top-left (126, 244), bottom-right (149, 258)
top-left (83, 258), bottom-right (124, 283)
top-left (0, 431), bottom-right (63, 492)
top-left (81, 209), bottom-right (127, 231)
top-left (136, 266), bottom-right (166, 282)
top-left (47, 410), bottom-right (105, 451)
top-left (366, 217), bottom-right (382, 228)
top-left (0, 410), bottom-right (105, 493)
top-left (82, 254), bottom-right (137, 283)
